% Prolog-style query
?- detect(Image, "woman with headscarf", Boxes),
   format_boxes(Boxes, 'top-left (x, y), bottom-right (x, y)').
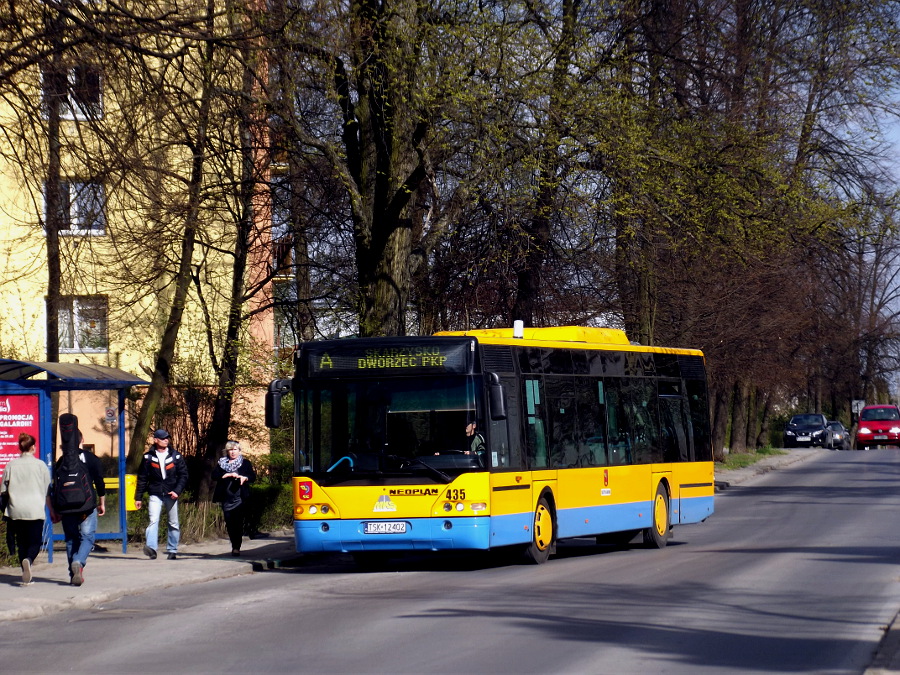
top-left (212, 440), bottom-right (256, 556)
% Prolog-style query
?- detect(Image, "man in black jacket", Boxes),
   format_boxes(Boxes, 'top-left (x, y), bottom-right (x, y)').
top-left (134, 429), bottom-right (188, 560)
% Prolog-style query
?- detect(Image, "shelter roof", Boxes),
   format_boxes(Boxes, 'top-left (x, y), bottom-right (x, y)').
top-left (0, 359), bottom-right (148, 390)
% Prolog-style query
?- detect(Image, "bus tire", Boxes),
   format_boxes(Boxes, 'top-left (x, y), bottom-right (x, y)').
top-left (642, 483), bottom-right (670, 549)
top-left (523, 495), bottom-right (555, 564)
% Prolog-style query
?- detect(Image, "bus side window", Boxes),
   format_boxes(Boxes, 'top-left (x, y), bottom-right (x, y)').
top-left (659, 396), bottom-right (689, 463)
top-left (491, 376), bottom-right (523, 469)
top-left (547, 376), bottom-right (578, 468)
top-left (574, 377), bottom-right (607, 466)
top-left (685, 380), bottom-right (712, 461)
top-left (605, 381), bottom-right (632, 465)
top-left (622, 379), bottom-right (661, 464)
top-left (525, 378), bottom-right (549, 468)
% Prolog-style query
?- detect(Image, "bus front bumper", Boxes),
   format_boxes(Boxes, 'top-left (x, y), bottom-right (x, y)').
top-left (294, 516), bottom-right (492, 553)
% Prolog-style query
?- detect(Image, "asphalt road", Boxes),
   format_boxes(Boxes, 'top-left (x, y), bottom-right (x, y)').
top-left (4, 450), bottom-right (900, 674)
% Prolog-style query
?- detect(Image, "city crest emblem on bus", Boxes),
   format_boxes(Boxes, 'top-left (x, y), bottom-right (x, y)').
top-left (297, 480), bottom-right (313, 501)
top-left (373, 495), bottom-right (397, 512)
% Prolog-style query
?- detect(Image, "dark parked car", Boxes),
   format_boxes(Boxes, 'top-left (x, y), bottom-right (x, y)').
top-left (827, 421), bottom-right (851, 450)
top-left (856, 404), bottom-right (900, 450)
top-left (783, 413), bottom-right (831, 448)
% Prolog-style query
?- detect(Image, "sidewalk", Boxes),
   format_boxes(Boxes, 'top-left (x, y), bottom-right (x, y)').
top-left (0, 532), bottom-right (299, 622)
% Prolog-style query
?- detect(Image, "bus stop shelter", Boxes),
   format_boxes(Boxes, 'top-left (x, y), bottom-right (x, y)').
top-left (0, 359), bottom-right (148, 559)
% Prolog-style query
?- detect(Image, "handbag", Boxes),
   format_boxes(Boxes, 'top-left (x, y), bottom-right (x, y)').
top-left (0, 490), bottom-right (9, 515)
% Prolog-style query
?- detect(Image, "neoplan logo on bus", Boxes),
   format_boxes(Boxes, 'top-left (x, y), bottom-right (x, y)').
top-left (389, 488), bottom-right (440, 496)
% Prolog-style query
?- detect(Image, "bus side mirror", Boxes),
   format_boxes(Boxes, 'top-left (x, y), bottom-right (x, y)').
top-left (265, 379), bottom-right (293, 428)
top-left (488, 372), bottom-right (507, 421)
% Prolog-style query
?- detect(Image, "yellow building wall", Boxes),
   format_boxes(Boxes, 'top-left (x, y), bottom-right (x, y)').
top-left (0, 46), bottom-right (276, 456)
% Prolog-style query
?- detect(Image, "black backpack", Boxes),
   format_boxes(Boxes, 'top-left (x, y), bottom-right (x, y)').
top-left (54, 452), bottom-right (97, 513)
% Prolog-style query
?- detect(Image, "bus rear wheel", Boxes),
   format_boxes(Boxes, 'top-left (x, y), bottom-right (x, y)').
top-left (642, 483), bottom-right (670, 549)
top-left (523, 495), bottom-right (555, 564)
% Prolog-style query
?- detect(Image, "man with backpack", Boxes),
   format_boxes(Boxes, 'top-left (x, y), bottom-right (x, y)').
top-left (53, 414), bottom-right (106, 587)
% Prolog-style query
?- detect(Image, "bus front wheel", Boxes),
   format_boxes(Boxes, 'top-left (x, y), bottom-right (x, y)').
top-left (523, 495), bottom-right (555, 564)
top-left (643, 483), bottom-right (670, 549)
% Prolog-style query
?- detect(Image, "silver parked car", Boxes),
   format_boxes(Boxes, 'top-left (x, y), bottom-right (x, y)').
top-left (827, 421), bottom-right (851, 450)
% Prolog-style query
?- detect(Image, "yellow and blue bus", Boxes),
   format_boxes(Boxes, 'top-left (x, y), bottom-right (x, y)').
top-left (265, 326), bottom-right (714, 564)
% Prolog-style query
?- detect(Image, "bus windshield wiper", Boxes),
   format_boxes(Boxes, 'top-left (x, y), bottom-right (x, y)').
top-left (387, 455), bottom-right (452, 483)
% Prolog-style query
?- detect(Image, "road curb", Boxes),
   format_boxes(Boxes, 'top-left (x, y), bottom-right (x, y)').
top-left (714, 448), bottom-right (825, 491)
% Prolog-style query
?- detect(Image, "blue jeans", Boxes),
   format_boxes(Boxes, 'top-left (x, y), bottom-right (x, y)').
top-left (146, 495), bottom-right (180, 553)
top-left (61, 509), bottom-right (97, 569)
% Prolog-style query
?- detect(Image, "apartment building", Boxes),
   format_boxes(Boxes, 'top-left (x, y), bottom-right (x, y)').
top-left (0, 7), bottom-right (298, 459)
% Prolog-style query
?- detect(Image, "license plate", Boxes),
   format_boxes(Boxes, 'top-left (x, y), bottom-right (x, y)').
top-left (364, 521), bottom-right (407, 534)
top-left (798, 436), bottom-right (810, 441)
top-left (875, 435), bottom-right (888, 440)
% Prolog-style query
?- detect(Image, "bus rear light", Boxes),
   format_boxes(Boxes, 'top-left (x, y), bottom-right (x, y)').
top-left (321, 505), bottom-right (330, 514)
top-left (471, 503), bottom-right (486, 511)
top-left (455, 503), bottom-right (464, 512)
top-left (309, 505), bottom-right (318, 515)
top-left (443, 502), bottom-right (452, 512)
top-left (321, 523), bottom-right (330, 532)
top-left (442, 521), bottom-right (452, 530)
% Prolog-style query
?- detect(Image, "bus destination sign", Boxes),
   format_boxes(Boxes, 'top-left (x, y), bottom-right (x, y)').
top-left (305, 342), bottom-right (471, 377)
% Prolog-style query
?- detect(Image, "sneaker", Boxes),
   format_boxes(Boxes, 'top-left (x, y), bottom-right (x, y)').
top-left (70, 561), bottom-right (84, 586)
top-left (21, 558), bottom-right (32, 584)
top-left (143, 545), bottom-right (157, 560)
top-left (167, 553), bottom-right (177, 560)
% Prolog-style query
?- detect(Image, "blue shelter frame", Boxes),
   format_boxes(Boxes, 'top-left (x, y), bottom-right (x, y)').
top-left (0, 359), bottom-right (148, 559)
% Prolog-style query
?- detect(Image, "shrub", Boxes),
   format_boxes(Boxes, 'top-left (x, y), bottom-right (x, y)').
top-left (128, 494), bottom-right (225, 545)
top-left (252, 453), bottom-right (293, 485)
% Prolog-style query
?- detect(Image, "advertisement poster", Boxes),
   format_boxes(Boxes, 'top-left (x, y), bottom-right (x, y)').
top-left (0, 394), bottom-right (41, 473)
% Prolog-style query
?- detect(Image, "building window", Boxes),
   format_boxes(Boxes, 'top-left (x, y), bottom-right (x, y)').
top-left (271, 175), bottom-right (294, 273)
top-left (273, 280), bottom-right (299, 355)
top-left (58, 296), bottom-right (108, 352)
top-left (42, 65), bottom-right (103, 120)
top-left (45, 181), bottom-right (106, 234)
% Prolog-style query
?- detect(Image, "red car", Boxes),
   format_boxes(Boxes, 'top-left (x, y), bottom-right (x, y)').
top-left (856, 405), bottom-right (900, 449)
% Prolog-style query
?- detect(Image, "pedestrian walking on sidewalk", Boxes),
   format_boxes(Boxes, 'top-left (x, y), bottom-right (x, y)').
top-left (134, 429), bottom-right (188, 560)
top-left (212, 440), bottom-right (256, 557)
top-left (1, 433), bottom-right (52, 585)
top-left (53, 414), bottom-right (106, 587)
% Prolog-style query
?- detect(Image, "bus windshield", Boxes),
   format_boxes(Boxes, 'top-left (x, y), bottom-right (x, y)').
top-left (299, 375), bottom-right (485, 482)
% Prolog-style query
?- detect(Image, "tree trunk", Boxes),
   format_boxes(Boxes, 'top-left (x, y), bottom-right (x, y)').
top-left (756, 390), bottom-right (772, 448)
top-left (746, 387), bottom-right (758, 450)
top-left (730, 380), bottom-right (750, 454)
top-left (200, 40), bottom-right (261, 499)
top-left (511, 0), bottom-right (578, 328)
top-left (127, 32), bottom-right (214, 472)
top-left (710, 385), bottom-right (731, 462)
